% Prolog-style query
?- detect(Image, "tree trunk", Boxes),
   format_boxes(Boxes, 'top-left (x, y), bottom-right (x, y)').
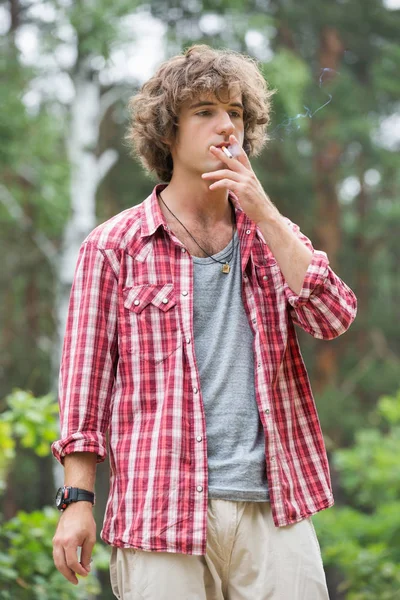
top-left (311, 26), bottom-right (344, 393)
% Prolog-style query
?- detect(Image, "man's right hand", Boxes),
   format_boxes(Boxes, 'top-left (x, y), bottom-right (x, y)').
top-left (52, 501), bottom-right (96, 585)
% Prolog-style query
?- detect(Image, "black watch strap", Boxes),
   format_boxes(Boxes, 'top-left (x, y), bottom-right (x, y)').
top-left (56, 486), bottom-right (95, 511)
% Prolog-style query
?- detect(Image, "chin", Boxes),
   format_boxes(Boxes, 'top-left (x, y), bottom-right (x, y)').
top-left (209, 155), bottom-right (224, 167)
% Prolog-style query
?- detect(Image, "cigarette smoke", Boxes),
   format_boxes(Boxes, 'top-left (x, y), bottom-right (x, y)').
top-left (270, 68), bottom-right (338, 141)
top-left (226, 143), bottom-right (241, 157)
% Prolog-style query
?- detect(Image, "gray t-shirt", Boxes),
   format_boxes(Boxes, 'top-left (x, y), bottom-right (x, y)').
top-left (193, 231), bottom-right (269, 502)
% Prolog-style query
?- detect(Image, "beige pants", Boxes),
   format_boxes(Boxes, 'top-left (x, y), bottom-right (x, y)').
top-left (109, 498), bottom-right (330, 600)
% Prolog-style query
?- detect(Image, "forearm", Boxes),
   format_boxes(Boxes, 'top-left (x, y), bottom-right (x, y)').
top-left (257, 213), bottom-right (313, 295)
top-left (64, 452), bottom-right (97, 493)
top-left (54, 452), bottom-right (97, 584)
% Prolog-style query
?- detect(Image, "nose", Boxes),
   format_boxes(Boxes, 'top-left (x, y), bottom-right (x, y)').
top-left (216, 111), bottom-right (235, 136)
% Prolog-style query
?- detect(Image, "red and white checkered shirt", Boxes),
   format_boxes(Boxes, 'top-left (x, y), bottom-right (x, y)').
top-left (52, 183), bottom-right (357, 555)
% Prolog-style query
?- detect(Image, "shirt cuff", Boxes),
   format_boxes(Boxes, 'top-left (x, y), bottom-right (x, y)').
top-left (284, 249), bottom-right (330, 307)
top-left (51, 431), bottom-right (107, 465)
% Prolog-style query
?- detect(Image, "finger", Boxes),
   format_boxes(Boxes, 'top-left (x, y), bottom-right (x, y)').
top-left (202, 169), bottom-right (241, 181)
top-left (228, 134), bottom-right (252, 169)
top-left (209, 179), bottom-right (237, 191)
top-left (65, 544), bottom-right (91, 578)
top-left (209, 146), bottom-right (245, 172)
top-left (53, 544), bottom-right (79, 585)
top-left (80, 537), bottom-right (96, 573)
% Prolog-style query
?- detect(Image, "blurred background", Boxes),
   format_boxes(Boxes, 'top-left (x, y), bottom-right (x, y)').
top-left (1, 0), bottom-right (400, 598)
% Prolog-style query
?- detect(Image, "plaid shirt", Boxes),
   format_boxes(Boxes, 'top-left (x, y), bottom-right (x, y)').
top-left (52, 183), bottom-right (357, 555)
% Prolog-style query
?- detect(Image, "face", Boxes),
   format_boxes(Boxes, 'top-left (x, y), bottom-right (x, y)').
top-left (169, 86), bottom-right (245, 177)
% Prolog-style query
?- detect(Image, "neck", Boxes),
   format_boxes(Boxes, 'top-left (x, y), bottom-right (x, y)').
top-left (158, 188), bottom-right (236, 260)
top-left (158, 177), bottom-right (231, 228)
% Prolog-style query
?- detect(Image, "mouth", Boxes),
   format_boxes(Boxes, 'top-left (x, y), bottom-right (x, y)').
top-left (211, 142), bottom-right (234, 159)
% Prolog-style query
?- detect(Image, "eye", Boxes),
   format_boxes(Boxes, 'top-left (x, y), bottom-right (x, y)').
top-left (230, 111), bottom-right (242, 118)
top-left (196, 111), bottom-right (211, 116)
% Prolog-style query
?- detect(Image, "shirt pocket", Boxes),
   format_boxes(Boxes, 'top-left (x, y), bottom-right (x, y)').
top-left (254, 262), bottom-right (284, 294)
top-left (122, 283), bottom-right (181, 363)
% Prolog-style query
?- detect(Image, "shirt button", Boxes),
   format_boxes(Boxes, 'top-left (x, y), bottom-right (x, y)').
top-left (193, 387), bottom-right (198, 394)
top-left (196, 436), bottom-right (202, 442)
top-left (270, 456), bottom-right (275, 462)
top-left (162, 298), bottom-right (169, 304)
top-left (243, 274), bottom-right (247, 280)
top-left (265, 408), bottom-right (270, 415)
top-left (186, 337), bottom-right (191, 344)
top-left (257, 362), bottom-right (261, 368)
top-left (134, 300), bottom-right (140, 306)
top-left (197, 485), bottom-right (203, 492)
top-left (252, 318), bottom-right (256, 324)
top-left (246, 230), bottom-right (251, 235)
top-left (181, 248), bottom-right (186, 253)
top-left (263, 275), bottom-right (269, 281)
top-left (182, 291), bottom-right (188, 296)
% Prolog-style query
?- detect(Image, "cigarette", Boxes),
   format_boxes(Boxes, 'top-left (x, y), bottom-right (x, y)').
top-left (222, 146), bottom-right (234, 159)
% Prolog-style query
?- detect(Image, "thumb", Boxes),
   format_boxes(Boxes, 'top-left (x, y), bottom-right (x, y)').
top-left (80, 538), bottom-right (95, 572)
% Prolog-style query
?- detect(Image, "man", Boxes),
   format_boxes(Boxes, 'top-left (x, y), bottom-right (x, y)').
top-left (52, 45), bottom-right (357, 599)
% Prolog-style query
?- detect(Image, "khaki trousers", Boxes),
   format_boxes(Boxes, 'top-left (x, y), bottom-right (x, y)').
top-left (109, 498), bottom-right (330, 600)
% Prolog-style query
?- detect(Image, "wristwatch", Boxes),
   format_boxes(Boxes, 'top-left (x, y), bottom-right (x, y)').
top-left (55, 486), bottom-right (95, 511)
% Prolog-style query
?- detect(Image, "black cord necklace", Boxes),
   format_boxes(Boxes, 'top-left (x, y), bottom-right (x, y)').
top-left (158, 191), bottom-right (236, 274)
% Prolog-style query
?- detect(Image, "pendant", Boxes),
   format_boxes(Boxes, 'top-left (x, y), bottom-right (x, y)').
top-left (222, 263), bottom-right (230, 274)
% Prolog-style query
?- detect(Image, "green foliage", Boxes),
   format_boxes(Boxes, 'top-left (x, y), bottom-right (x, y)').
top-left (265, 49), bottom-right (312, 132)
top-left (0, 389), bottom-right (59, 493)
top-left (314, 390), bottom-right (400, 598)
top-left (334, 390), bottom-right (400, 509)
top-left (0, 507), bottom-right (109, 600)
top-left (0, 52), bottom-right (70, 239)
top-left (0, 390), bottom-right (110, 597)
top-left (1, 390), bottom-right (59, 459)
top-left (67, 0), bottom-right (142, 60)
top-left (0, 422), bottom-right (15, 493)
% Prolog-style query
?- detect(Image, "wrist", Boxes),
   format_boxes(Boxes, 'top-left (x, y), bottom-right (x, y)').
top-left (256, 209), bottom-right (283, 230)
top-left (55, 486), bottom-right (95, 511)
top-left (61, 500), bottom-right (94, 512)
top-left (254, 196), bottom-right (281, 226)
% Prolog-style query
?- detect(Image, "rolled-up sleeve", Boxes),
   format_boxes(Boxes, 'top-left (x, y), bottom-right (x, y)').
top-left (283, 221), bottom-right (357, 339)
top-left (51, 242), bottom-right (118, 464)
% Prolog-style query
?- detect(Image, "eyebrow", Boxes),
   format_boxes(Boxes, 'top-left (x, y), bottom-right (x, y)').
top-left (189, 100), bottom-right (244, 111)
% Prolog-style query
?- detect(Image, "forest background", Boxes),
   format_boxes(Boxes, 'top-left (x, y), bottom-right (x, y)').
top-left (1, 0), bottom-right (400, 598)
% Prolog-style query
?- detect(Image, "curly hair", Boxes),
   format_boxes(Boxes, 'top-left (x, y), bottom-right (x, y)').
top-left (125, 44), bottom-right (276, 182)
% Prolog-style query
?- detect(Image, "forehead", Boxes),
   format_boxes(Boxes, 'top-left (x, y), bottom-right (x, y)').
top-left (182, 86), bottom-right (242, 110)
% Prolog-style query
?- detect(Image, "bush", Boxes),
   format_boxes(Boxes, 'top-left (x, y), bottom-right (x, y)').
top-left (0, 390), bottom-right (110, 598)
top-left (0, 506), bottom-right (110, 600)
top-left (314, 390), bottom-right (400, 599)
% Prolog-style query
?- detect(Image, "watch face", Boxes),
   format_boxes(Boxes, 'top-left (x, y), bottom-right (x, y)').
top-left (55, 487), bottom-right (64, 507)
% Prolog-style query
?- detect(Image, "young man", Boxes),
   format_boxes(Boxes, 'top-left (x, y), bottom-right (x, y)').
top-left (52, 45), bottom-right (357, 599)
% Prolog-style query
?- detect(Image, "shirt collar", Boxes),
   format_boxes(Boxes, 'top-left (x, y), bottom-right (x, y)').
top-left (140, 184), bottom-right (256, 239)
top-left (140, 183), bottom-right (169, 238)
